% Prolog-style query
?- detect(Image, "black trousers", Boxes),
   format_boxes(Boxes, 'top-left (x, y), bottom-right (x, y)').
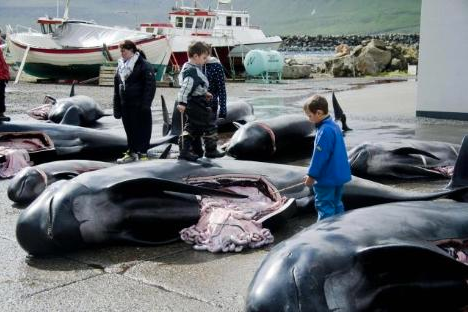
top-left (0, 80), bottom-right (6, 114)
top-left (121, 105), bottom-right (152, 154)
top-left (184, 96), bottom-right (216, 137)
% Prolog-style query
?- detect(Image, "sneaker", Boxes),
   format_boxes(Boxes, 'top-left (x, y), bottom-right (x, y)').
top-left (138, 153), bottom-right (149, 161)
top-left (117, 151), bottom-right (138, 164)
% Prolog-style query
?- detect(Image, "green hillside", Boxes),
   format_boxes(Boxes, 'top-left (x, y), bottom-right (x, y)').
top-left (234, 0), bottom-right (421, 35)
top-left (0, 0), bottom-right (421, 36)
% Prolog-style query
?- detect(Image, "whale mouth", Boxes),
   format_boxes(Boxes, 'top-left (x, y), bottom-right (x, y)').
top-left (436, 238), bottom-right (468, 265)
top-left (181, 174), bottom-right (289, 252)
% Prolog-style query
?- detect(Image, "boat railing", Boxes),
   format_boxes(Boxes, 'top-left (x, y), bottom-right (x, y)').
top-left (212, 28), bottom-right (234, 38)
top-left (8, 24), bottom-right (40, 34)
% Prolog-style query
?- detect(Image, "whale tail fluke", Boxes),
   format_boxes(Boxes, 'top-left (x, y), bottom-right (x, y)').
top-left (332, 92), bottom-right (352, 132)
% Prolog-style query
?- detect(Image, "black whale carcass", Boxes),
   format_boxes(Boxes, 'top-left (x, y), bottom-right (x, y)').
top-left (246, 200), bottom-right (468, 312)
top-left (15, 145), bottom-right (468, 256)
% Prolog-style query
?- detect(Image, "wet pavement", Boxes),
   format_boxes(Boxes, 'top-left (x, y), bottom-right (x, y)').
top-left (1, 76), bottom-right (467, 311)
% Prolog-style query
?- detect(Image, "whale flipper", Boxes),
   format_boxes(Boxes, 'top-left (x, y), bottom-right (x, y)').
top-left (391, 147), bottom-right (440, 160)
top-left (59, 107), bottom-right (81, 126)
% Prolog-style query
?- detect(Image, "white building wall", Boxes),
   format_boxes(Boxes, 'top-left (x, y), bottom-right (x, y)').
top-left (417, 0), bottom-right (468, 120)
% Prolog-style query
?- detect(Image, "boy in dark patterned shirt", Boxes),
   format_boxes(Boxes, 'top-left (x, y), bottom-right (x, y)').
top-left (176, 41), bottom-right (224, 160)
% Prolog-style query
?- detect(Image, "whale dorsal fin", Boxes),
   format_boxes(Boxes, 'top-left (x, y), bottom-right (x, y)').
top-left (69, 81), bottom-right (76, 97)
top-left (448, 135), bottom-right (468, 188)
top-left (391, 147), bottom-right (439, 160)
top-left (161, 95), bottom-right (171, 136)
top-left (332, 92), bottom-right (352, 132)
top-left (158, 144), bottom-right (172, 159)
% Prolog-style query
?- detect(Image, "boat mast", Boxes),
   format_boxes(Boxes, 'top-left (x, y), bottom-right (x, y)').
top-left (63, 0), bottom-right (70, 20)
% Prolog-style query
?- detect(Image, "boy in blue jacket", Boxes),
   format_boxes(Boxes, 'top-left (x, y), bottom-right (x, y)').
top-left (303, 95), bottom-right (351, 221)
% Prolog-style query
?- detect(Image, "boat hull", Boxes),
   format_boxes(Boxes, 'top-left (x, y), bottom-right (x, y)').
top-left (19, 62), bottom-right (167, 81)
top-left (7, 35), bottom-right (171, 81)
top-left (228, 39), bottom-right (283, 58)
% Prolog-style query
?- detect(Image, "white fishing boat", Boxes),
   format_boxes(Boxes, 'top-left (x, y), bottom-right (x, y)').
top-left (139, 0), bottom-right (282, 73)
top-left (6, 1), bottom-right (171, 81)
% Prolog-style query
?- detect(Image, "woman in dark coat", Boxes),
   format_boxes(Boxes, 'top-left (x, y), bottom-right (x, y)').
top-left (113, 40), bottom-right (156, 163)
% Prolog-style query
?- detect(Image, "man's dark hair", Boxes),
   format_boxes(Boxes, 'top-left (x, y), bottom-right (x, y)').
top-left (188, 41), bottom-right (210, 57)
top-left (303, 95), bottom-right (329, 114)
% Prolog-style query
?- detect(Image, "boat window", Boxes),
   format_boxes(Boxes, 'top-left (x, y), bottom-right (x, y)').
top-left (40, 24), bottom-right (46, 34)
top-left (185, 17), bottom-right (194, 29)
top-left (175, 16), bottom-right (183, 28)
top-left (195, 18), bottom-right (204, 29)
top-left (245, 17), bottom-right (249, 26)
top-left (157, 28), bottom-right (164, 35)
top-left (236, 17), bottom-right (242, 26)
top-left (226, 16), bottom-right (232, 26)
top-left (145, 27), bottom-right (154, 33)
top-left (204, 18), bottom-right (212, 29)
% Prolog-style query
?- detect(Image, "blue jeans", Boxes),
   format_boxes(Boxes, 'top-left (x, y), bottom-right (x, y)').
top-left (312, 185), bottom-right (345, 221)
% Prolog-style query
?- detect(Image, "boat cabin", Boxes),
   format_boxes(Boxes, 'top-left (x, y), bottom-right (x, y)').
top-left (139, 7), bottom-right (250, 36)
top-left (37, 17), bottom-right (64, 35)
top-left (37, 17), bottom-right (95, 35)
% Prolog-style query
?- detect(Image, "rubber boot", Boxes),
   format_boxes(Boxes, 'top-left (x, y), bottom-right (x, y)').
top-left (178, 135), bottom-right (200, 161)
top-left (191, 136), bottom-right (204, 158)
top-left (204, 134), bottom-right (225, 158)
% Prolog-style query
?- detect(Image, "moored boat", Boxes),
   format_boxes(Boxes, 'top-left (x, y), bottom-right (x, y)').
top-left (139, 0), bottom-right (282, 74)
top-left (6, 2), bottom-right (171, 81)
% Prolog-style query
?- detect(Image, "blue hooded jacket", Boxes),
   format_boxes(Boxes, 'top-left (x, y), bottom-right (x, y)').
top-left (307, 116), bottom-right (351, 187)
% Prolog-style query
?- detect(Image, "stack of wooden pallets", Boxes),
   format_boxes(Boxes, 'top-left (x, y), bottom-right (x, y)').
top-left (98, 63), bottom-right (117, 86)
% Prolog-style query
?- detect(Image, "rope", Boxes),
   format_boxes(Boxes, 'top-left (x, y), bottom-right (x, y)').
top-left (271, 182), bottom-right (305, 194)
top-left (180, 111), bottom-right (185, 146)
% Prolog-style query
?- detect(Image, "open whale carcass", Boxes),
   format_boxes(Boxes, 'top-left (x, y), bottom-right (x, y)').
top-left (6, 15), bottom-right (171, 81)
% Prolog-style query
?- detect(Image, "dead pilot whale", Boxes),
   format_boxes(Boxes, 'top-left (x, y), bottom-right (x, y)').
top-left (15, 138), bottom-right (468, 256)
top-left (246, 200), bottom-right (468, 312)
top-left (29, 83), bottom-right (106, 126)
top-left (225, 92), bottom-right (351, 160)
top-left (348, 139), bottom-right (460, 179)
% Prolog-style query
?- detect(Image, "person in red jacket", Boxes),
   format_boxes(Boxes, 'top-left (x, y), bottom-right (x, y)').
top-left (0, 46), bottom-right (10, 120)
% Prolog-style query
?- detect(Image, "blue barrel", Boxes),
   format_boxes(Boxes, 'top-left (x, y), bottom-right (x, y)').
top-left (243, 50), bottom-right (284, 76)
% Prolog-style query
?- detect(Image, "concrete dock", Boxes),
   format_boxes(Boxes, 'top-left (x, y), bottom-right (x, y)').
top-left (1, 77), bottom-right (467, 311)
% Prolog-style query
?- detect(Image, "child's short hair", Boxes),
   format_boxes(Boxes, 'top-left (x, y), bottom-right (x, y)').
top-left (303, 95), bottom-right (329, 114)
top-left (188, 41), bottom-right (210, 57)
